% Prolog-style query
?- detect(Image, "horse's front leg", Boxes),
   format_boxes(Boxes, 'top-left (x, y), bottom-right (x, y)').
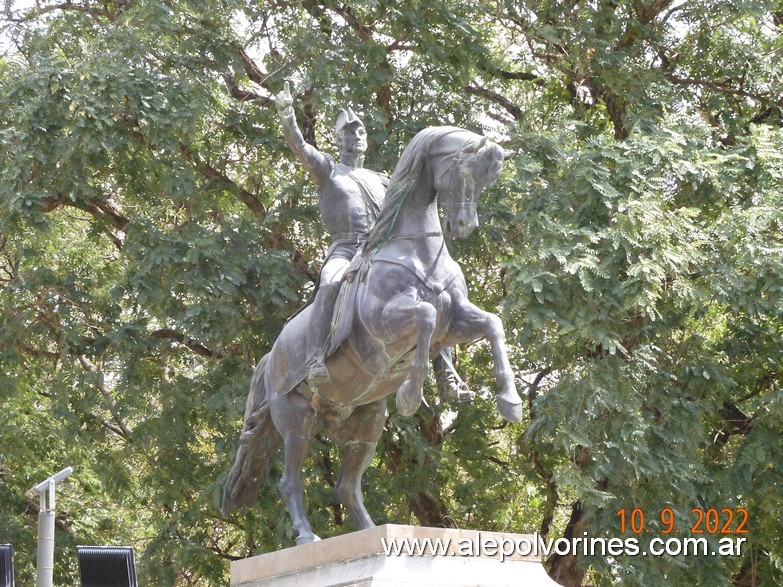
top-left (384, 294), bottom-right (437, 416)
top-left (269, 387), bottom-right (323, 544)
top-left (448, 300), bottom-right (523, 423)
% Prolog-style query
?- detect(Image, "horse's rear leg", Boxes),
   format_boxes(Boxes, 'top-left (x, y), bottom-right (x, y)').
top-left (270, 388), bottom-right (322, 544)
top-left (448, 301), bottom-right (523, 422)
top-left (280, 432), bottom-right (319, 544)
top-left (332, 399), bottom-right (387, 530)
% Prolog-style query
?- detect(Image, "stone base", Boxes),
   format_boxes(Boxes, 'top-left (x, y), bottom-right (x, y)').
top-left (230, 524), bottom-right (562, 586)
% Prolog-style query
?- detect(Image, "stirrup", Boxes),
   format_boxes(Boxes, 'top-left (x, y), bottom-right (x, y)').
top-left (437, 377), bottom-right (474, 404)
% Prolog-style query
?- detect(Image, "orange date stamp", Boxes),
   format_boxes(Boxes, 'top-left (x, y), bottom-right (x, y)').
top-left (616, 507), bottom-right (749, 535)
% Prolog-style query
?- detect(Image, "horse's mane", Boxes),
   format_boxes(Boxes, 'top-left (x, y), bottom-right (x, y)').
top-left (363, 126), bottom-right (493, 254)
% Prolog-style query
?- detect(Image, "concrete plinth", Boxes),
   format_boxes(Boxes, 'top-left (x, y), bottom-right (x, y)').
top-left (230, 524), bottom-right (562, 586)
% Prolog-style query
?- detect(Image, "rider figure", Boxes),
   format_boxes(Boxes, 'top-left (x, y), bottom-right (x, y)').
top-left (275, 82), bottom-right (387, 386)
top-left (275, 82), bottom-right (471, 402)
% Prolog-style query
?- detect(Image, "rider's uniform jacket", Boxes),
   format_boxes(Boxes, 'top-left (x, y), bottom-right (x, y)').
top-left (278, 110), bottom-right (388, 268)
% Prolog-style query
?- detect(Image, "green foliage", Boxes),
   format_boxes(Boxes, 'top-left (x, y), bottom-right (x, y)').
top-left (2, 0), bottom-right (782, 585)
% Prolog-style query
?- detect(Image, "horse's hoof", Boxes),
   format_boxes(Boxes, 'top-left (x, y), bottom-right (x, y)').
top-left (295, 533), bottom-right (321, 545)
top-left (497, 396), bottom-right (523, 423)
top-left (396, 382), bottom-right (422, 416)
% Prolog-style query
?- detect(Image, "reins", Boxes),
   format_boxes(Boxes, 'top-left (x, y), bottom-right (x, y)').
top-left (386, 231), bottom-right (443, 242)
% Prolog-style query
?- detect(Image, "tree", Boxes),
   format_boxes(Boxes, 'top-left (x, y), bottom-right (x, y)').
top-left (1, 0), bottom-right (781, 585)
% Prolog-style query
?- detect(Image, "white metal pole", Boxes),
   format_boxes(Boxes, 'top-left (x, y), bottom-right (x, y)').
top-left (27, 467), bottom-right (72, 587)
top-left (36, 486), bottom-right (55, 587)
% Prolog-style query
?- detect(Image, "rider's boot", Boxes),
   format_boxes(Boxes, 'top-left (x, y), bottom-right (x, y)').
top-left (433, 347), bottom-right (473, 403)
top-left (306, 283), bottom-right (341, 388)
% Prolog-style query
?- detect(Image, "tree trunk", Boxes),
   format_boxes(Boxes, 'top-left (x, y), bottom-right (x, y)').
top-left (545, 501), bottom-right (586, 587)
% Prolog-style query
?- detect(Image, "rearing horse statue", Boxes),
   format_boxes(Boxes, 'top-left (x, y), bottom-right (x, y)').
top-left (222, 126), bottom-right (523, 544)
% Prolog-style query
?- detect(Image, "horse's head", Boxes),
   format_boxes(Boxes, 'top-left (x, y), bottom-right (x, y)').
top-left (431, 130), bottom-right (505, 239)
top-left (363, 127), bottom-right (506, 254)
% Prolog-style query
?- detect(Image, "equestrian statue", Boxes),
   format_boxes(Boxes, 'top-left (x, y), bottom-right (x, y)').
top-left (222, 86), bottom-right (523, 545)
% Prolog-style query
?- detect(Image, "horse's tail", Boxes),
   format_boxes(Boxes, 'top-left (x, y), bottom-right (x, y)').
top-left (221, 353), bottom-right (283, 516)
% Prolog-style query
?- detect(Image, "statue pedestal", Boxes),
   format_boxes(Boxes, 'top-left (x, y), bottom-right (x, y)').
top-left (230, 524), bottom-right (562, 586)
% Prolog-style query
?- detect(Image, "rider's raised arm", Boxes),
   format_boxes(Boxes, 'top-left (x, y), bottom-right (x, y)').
top-left (276, 82), bottom-right (332, 185)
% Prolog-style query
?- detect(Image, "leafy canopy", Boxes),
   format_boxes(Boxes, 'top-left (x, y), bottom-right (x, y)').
top-left (1, 1), bottom-right (782, 585)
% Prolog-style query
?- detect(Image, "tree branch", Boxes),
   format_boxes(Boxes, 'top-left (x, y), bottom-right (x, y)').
top-left (19, 344), bottom-right (59, 363)
top-left (10, 1), bottom-right (111, 22)
top-left (718, 402), bottom-right (753, 437)
top-left (497, 69), bottom-right (542, 82)
top-left (122, 121), bottom-right (268, 225)
top-left (40, 193), bottom-right (128, 248)
top-left (737, 371), bottom-right (779, 403)
top-left (17, 326), bottom-right (222, 364)
top-left (178, 143), bottom-right (267, 224)
top-left (634, 0), bottom-right (676, 25)
top-left (525, 366), bottom-right (552, 420)
top-left (316, 2), bottom-right (371, 42)
top-left (238, 48), bottom-right (268, 86)
top-left (0, 235), bottom-right (19, 285)
top-left (532, 448), bottom-right (558, 538)
top-left (221, 73), bottom-right (270, 104)
top-left (151, 328), bottom-right (222, 359)
top-left (464, 84), bottom-right (523, 120)
top-left (77, 355), bottom-right (133, 441)
top-left (665, 73), bottom-right (783, 118)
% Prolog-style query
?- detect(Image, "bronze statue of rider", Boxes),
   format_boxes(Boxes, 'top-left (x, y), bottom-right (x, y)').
top-left (275, 81), bottom-right (386, 386)
top-left (275, 82), bottom-right (471, 402)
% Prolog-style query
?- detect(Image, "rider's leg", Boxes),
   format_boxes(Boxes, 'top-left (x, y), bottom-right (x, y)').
top-left (306, 256), bottom-right (349, 386)
top-left (433, 347), bottom-right (473, 403)
top-left (306, 283), bottom-right (340, 384)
